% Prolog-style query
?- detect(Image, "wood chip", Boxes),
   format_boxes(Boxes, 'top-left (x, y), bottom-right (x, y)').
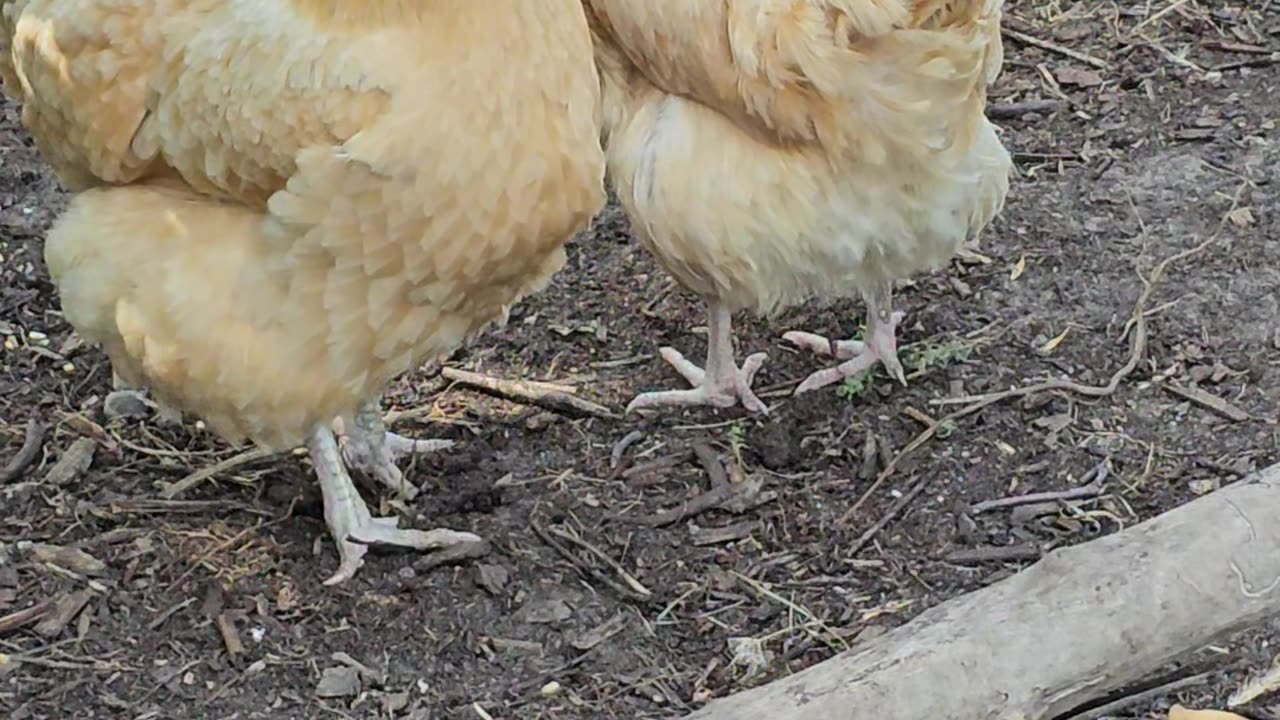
top-left (33, 589), bottom-right (94, 638)
top-left (23, 542), bottom-right (108, 576)
top-left (0, 599), bottom-right (55, 635)
top-left (332, 651), bottom-right (386, 686)
top-left (571, 612), bottom-right (628, 651)
top-left (315, 666), bottom-right (361, 698)
top-left (691, 520), bottom-right (761, 546)
top-left (43, 437), bottom-right (96, 486)
top-left (475, 563), bottom-right (510, 597)
top-left (1163, 383), bottom-right (1251, 422)
top-left (216, 611), bottom-right (244, 656)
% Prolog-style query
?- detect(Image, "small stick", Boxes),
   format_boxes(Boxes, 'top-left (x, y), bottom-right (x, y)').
top-left (545, 524), bottom-right (652, 599)
top-left (987, 100), bottom-right (1065, 119)
top-left (692, 443), bottom-right (729, 490)
top-left (691, 521), bottom-right (760, 547)
top-left (609, 430), bottom-right (645, 470)
top-left (1162, 383), bottom-right (1251, 422)
top-left (160, 447), bottom-right (274, 499)
top-left (622, 449), bottom-right (693, 480)
top-left (944, 544), bottom-right (1043, 564)
top-left (215, 612), bottom-right (244, 656)
top-left (530, 517), bottom-right (651, 601)
top-left (1, 419), bottom-right (46, 482)
top-left (730, 571), bottom-right (849, 652)
top-left (148, 597), bottom-right (196, 631)
top-left (970, 483), bottom-right (1105, 514)
top-left (635, 481), bottom-right (740, 528)
top-left (846, 476), bottom-right (932, 556)
top-left (1065, 670), bottom-right (1216, 720)
top-left (1003, 27), bottom-right (1110, 69)
top-left (442, 367), bottom-right (616, 419)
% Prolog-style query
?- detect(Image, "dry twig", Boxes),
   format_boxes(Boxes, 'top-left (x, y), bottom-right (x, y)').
top-left (1, 419), bottom-right (45, 482)
top-left (160, 447), bottom-right (274, 499)
top-left (1003, 27), bottom-right (1110, 69)
top-left (442, 367), bottom-right (616, 419)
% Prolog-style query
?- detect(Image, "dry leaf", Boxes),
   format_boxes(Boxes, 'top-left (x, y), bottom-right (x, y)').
top-left (1227, 207), bottom-right (1255, 227)
top-left (1010, 254), bottom-right (1027, 281)
top-left (1169, 705), bottom-right (1247, 720)
top-left (1039, 327), bottom-right (1071, 355)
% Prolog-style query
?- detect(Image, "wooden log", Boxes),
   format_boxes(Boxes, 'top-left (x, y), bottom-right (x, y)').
top-left (682, 466), bottom-right (1280, 720)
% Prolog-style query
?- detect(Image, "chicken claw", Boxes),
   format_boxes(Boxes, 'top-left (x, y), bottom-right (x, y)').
top-left (627, 347), bottom-right (769, 414)
top-left (786, 305), bottom-right (907, 394)
top-left (335, 399), bottom-right (454, 501)
top-left (308, 426), bottom-right (479, 586)
top-left (627, 302), bottom-right (769, 414)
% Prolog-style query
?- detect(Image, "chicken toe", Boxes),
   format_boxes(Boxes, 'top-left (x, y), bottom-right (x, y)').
top-left (787, 304), bottom-right (907, 394)
top-left (335, 400), bottom-right (455, 501)
top-left (627, 302), bottom-right (768, 414)
top-left (308, 425), bottom-right (478, 586)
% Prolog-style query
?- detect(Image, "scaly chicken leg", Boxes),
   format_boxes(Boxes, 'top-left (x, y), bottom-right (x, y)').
top-left (785, 283), bottom-right (908, 394)
top-left (627, 302), bottom-right (768, 413)
top-left (335, 398), bottom-right (454, 501)
top-left (308, 425), bottom-right (479, 586)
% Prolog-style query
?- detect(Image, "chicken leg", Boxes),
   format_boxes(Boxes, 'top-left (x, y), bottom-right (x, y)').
top-left (626, 301), bottom-right (768, 414)
top-left (784, 282), bottom-right (907, 394)
top-left (308, 425), bottom-right (479, 586)
top-left (335, 399), bottom-right (454, 501)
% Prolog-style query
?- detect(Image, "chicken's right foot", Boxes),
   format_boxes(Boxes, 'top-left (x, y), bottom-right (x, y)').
top-left (626, 302), bottom-right (769, 414)
top-left (308, 426), bottom-right (479, 586)
top-left (626, 347), bottom-right (768, 414)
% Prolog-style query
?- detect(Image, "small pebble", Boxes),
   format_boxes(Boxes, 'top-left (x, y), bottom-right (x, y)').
top-left (540, 681), bottom-right (561, 697)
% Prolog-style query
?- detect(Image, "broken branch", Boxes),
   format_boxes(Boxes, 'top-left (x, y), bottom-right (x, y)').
top-left (682, 468), bottom-right (1280, 720)
top-left (442, 367), bottom-right (616, 419)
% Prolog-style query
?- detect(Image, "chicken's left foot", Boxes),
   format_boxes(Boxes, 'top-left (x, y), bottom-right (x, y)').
top-left (785, 310), bottom-right (907, 394)
top-left (308, 426), bottom-right (479, 586)
top-left (335, 401), bottom-right (454, 501)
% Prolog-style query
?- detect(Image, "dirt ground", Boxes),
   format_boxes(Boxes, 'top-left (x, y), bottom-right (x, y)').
top-left (2, 3), bottom-right (1279, 720)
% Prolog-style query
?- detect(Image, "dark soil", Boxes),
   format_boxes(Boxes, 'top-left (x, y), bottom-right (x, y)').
top-left (2, 3), bottom-right (1279, 719)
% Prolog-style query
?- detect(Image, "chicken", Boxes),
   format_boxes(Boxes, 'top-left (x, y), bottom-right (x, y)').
top-left (2, 0), bottom-right (606, 584)
top-left (584, 0), bottom-right (1013, 412)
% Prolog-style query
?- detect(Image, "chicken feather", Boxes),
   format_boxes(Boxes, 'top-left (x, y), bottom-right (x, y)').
top-left (5, 0), bottom-right (606, 582)
top-left (586, 0), bottom-right (1011, 410)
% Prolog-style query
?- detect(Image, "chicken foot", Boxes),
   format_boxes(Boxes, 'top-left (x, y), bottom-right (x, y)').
top-left (308, 425), bottom-right (479, 586)
top-left (626, 302), bottom-right (769, 414)
top-left (785, 283), bottom-right (907, 394)
top-left (335, 399), bottom-right (454, 501)
top-left (106, 371), bottom-right (183, 424)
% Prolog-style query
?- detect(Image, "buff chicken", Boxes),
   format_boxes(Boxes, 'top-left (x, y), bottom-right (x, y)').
top-left (1, 0), bottom-right (606, 584)
top-left (585, 0), bottom-right (1013, 412)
